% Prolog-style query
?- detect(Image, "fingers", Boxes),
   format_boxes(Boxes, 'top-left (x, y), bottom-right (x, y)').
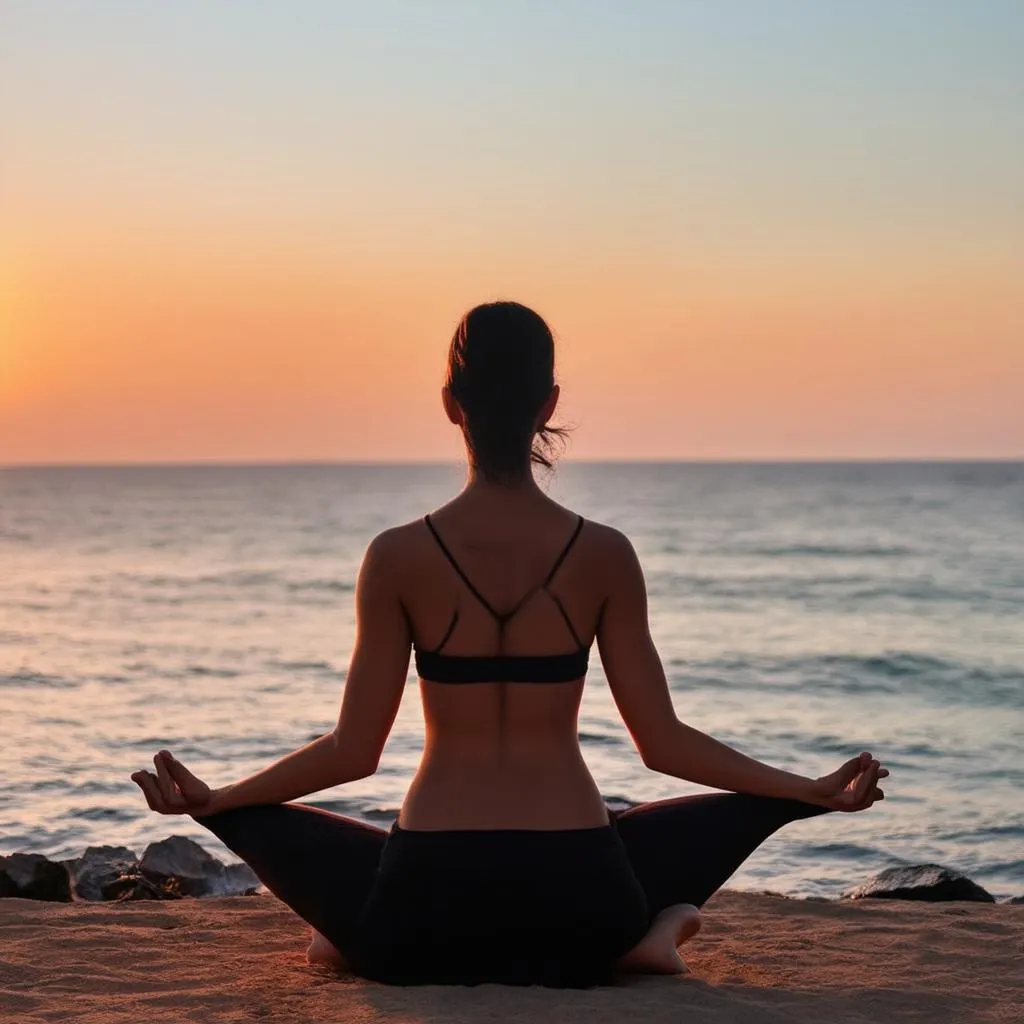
top-left (131, 770), bottom-right (165, 812)
top-left (152, 754), bottom-right (177, 805)
top-left (858, 754), bottom-right (891, 782)
top-left (159, 750), bottom-right (211, 809)
top-left (833, 754), bottom-right (867, 788)
top-left (160, 750), bottom-right (201, 791)
top-left (132, 757), bottom-right (191, 814)
top-left (817, 750), bottom-right (890, 812)
top-left (848, 760), bottom-right (879, 809)
top-left (153, 753), bottom-right (185, 810)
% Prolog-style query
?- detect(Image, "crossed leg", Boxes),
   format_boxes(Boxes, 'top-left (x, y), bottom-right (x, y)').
top-left (612, 793), bottom-right (829, 974)
top-left (193, 803), bottom-right (387, 969)
top-left (193, 794), bottom-right (828, 980)
top-left (306, 929), bottom-right (349, 969)
top-left (616, 903), bottom-right (702, 974)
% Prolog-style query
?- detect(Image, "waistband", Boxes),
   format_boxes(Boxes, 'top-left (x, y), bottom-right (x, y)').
top-left (391, 820), bottom-right (615, 837)
top-left (384, 818), bottom-right (622, 861)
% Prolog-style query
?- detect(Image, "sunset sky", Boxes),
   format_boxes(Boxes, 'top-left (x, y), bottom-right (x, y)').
top-left (2, 1), bottom-right (1022, 464)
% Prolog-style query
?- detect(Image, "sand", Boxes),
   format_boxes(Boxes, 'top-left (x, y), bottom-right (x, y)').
top-left (1, 891), bottom-right (1021, 1024)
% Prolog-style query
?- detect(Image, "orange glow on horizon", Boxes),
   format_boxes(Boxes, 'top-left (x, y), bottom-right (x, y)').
top-left (3, 220), bottom-right (1021, 464)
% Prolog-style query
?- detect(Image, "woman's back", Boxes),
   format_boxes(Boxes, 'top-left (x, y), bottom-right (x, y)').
top-left (391, 491), bottom-right (616, 830)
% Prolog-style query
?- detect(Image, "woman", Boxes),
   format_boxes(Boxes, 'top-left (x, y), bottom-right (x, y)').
top-left (132, 301), bottom-right (887, 987)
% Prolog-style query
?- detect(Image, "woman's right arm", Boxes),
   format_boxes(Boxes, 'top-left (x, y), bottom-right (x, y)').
top-left (595, 528), bottom-right (885, 810)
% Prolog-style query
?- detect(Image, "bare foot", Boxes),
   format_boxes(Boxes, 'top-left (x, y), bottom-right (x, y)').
top-left (306, 929), bottom-right (349, 971)
top-left (617, 904), bottom-right (702, 975)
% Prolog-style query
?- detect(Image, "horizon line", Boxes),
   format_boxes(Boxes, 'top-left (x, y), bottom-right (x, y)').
top-left (3, 456), bottom-right (1022, 471)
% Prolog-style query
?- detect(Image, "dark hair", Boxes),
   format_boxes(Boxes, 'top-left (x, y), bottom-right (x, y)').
top-left (446, 301), bottom-right (568, 483)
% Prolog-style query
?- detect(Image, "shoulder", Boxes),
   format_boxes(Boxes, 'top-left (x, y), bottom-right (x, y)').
top-left (356, 522), bottom-right (429, 601)
top-left (578, 519), bottom-right (643, 581)
top-left (363, 519), bottom-right (428, 567)
top-left (581, 519), bottom-right (637, 558)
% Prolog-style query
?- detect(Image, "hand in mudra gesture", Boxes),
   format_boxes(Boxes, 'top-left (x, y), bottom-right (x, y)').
top-left (810, 751), bottom-right (888, 812)
top-left (131, 750), bottom-right (214, 816)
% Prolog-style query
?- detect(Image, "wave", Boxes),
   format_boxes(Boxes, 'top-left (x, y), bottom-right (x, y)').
top-left (286, 579), bottom-right (354, 593)
top-left (266, 658), bottom-right (337, 674)
top-left (68, 806), bottom-right (135, 822)
top-left (946, 824), bottom-right (1024, 843)
top-left (4, 601), bottom-right (57, 613)
top-left (716, 650), bottom-right (1011, 681)
top-left (122, 570), bottom-right (354, 591)
top-left (29, 779), bottom-right (128, 796)
top-left (977, 860), bottom-right (1024, 879)
top-left (668, 651), bottom-right (1024, 703)
top-left (791, 841), bottom-right (887, 861)
top-left (815, 652), bottom-right (955, 678)
top-left (100, 569), bottom-right (355, 598)
top-left (578, 731), bottom-right (623, 748)
top-left (602, 795), bottom-right (638, 812)
top-left (744, 544), bottom-right (917, 559)
top-left (306, 798), bottom-right (399, 825)
top-left (0, 670), bottom-right (76, 689)
top-left (361, 806), bottom-right (402, 824)
top-left (651, 572), bottom-right (1014, 609)
top-left (773, 733), bottom-right (972, 764)
top-left (125, 735), bottom-right (187, 749)
top-left (197, 571), bottom-right (279, 587)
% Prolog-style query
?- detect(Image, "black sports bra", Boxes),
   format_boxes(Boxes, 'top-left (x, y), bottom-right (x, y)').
top-left (413, 514), bottom-right (590, 684)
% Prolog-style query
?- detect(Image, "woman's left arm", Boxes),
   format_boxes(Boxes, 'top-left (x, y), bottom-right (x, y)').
top-left (133, 530), bottom-right (412, 816)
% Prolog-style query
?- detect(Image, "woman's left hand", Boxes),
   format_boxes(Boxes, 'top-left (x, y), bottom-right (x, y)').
top-left (807, 751), bottom-right (889, 812)
top-left (131, 750), bottom-right (214, 816)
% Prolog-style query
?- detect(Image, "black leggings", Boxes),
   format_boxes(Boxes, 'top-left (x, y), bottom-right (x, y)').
top-left (196, 793), bottom-right (826, 986)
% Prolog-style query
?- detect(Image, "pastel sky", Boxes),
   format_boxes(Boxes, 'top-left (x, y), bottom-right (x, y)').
top-left (2, 1), bottom-right (1022, 463)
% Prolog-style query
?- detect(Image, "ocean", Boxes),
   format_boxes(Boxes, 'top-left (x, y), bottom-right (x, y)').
top-left (1, 462), bottom-right (1021, 899)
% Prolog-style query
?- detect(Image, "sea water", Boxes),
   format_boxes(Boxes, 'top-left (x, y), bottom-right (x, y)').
top-left (1, 462), bottom-right (1021, 898)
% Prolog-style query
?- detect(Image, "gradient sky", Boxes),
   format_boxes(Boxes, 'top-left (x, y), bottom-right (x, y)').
top-left (2, 1), bottom-right (1022, 463)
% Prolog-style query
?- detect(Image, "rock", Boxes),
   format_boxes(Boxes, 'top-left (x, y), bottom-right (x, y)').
top-left (845, 864), bottom-right (995, 902)
top-left (219, 862), bottom-right (262, 896)
top-left (70, 845), bottom-right (139, 901)
top-left (111, 874), bottom-right (174, 901)
top-left (138, 836), bottom-right (260, 898)
top-left (0, 840), bottom-right (258, 903)
top-left (0, 853), bottom-right (72, 901)
top-left (1005, 895), bottom-right (1024, 905)
top-left (140, 836), bottom-right (226, 897)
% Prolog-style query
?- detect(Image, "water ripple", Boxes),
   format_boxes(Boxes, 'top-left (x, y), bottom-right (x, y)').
top-left (2, 462), bottom-right (1022, 899)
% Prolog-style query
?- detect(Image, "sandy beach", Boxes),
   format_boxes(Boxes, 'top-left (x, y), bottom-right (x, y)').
top-left (1, 891), bottom-right (1020, 1024)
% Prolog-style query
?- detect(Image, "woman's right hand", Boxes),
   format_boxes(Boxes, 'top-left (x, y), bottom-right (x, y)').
top-left (131, 750), bottom-right (216, 816)
top-left (807, 751), bottom-right (888, 812)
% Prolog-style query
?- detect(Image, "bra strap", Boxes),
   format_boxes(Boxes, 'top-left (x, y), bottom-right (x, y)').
top-left (423, 515), bottom-right (503, 620)
top-left (549, 592), bottom-right (584, 649)
top-left (543, 515), bottom-right (585, 587)
top-left (424, 513), bottom-right (586, 639)
top-left (432, 608), bottom-right (460, 654)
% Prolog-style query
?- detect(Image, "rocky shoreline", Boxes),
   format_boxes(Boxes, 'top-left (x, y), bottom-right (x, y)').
top-left (0, 837), bottom-right (260, 902)
top-left (1, 838), bottom-right (1021, 906)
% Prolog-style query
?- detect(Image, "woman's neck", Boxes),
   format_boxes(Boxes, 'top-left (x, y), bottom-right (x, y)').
top-left (463, 467), bottom-right (544, 501)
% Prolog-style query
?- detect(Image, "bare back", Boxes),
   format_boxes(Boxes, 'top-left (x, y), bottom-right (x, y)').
top-left (393, 493), bottom-right (613, 829)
